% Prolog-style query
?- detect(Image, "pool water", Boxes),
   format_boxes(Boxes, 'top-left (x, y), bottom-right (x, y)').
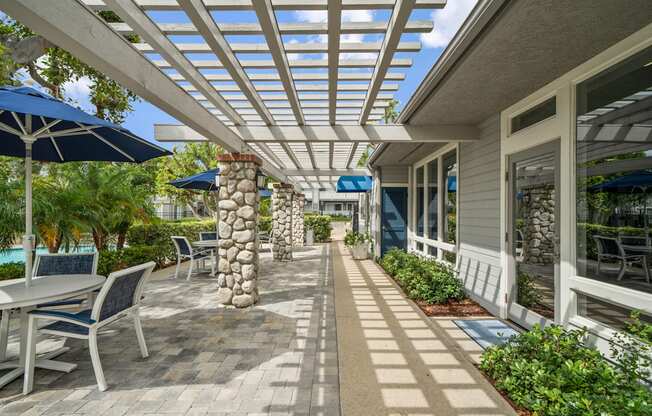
top-left (0, 246), bottom-right (97, 264)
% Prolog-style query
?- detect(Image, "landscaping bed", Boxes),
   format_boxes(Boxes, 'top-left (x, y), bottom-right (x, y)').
top-left (416, 298), bottom-right (490, 317)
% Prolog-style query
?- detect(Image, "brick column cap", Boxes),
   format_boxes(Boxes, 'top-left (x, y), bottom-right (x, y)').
top-left (217, 152), bottom-right (262, 166)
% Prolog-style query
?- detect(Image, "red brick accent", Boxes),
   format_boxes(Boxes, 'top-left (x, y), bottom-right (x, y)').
top-left (216, 152), bottom-right (262, 166)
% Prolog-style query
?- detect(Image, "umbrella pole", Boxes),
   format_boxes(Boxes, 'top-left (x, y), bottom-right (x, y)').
top-left (22, 137), bottom-right (36, 288)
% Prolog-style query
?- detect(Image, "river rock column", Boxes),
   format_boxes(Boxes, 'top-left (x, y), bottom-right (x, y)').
top-left (272, 184), bottom-right (294, 261)
top-left (215, 153), bottom-right (261, 308)
top-left (292, 193), bottom-right (305, 247)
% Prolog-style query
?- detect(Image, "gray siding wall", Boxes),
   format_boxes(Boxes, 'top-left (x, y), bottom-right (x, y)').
top-left (457, 114), bottom-right (503, 316)
top-left (380, 165), bottom-right (409, 183)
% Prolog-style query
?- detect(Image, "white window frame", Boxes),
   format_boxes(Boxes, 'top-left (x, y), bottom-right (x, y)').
top-left (499, 24), bottom-right (652, 343)
top-left (410, 142), bottom-right (459, 263)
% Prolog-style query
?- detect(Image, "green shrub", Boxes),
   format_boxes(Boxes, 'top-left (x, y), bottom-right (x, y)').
top-left (329, 214), bottom-right (351, 222)
top-left (380, 249), bottom-right (465, 304)
top-left (97, 245), bottom-right (164, 277)
top-left (578, 223), bottom-right (647, 260)
top-left (127, 220), bottom-right (216, 260)
top-left (516, 270), bottom-right (541, 308)
top-left (0, 262), bottom-right (25, 281)
top-left (480, 324), bottom-right (652, 416)
top-left (344, 231), bottom-right (369, 247)
top-left (259, 216), bottom-right (272, 233)
top-left (305, 215), bottom-right (332, 242)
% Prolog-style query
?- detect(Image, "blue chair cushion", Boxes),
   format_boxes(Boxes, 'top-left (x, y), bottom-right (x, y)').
top-left (32, 309), bottom-right (95, 336)
top-left (37, 299), bottom-right (85, 308)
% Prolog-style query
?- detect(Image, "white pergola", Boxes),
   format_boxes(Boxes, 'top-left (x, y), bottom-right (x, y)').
top-left (1, 0), bottom-right (480, 190)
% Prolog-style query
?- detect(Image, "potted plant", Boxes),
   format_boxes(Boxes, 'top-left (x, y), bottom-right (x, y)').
top-left (345, 231), bottom-right (370, 260)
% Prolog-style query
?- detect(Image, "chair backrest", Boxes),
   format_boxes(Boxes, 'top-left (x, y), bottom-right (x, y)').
top-left (618, 233), bottom-right (650, 247)
top-left (92, 261), bottom-right (155, 323)
top-left (171, 236), bottom-right (192, 256)
top-left (593, 236), bottom-right (624, 257)
top-left (199, 232), bottom-right (217, 241)
top-left (33, 252), bottom-right (98, 277)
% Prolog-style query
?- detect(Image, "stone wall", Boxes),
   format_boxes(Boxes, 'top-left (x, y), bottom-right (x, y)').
top-left (272, 184), bottom-right (293, 261)
top-left (215, 153), bottom-right (261, 307)
top-left (522, 185), bottom-right (556, 265)
top-left (292, 193), bottom-right (305, 247)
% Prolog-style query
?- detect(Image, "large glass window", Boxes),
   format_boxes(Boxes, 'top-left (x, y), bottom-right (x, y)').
top-left (443, 151), bottom-right (457, 263)
top-left (427, 159), bottom-right (438, 240)
top-left (576, 45), bottom-right (652, 306)
top-left (416, 166), bottom-right (424, 237)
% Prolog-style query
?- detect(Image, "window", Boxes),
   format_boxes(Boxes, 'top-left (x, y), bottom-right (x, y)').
top-left (443, 150), bottom-right (457, 245)
top-left (511, 97), bottom-right (556, 133)
top-left (575, 45), bottom-right (652, 313)
top-left (577, 294), bottom-right (652, 330)
top-left (427, 159), bottom-right (438, 240)
top-left (416, 166), bottom-right (424, 237)
top-left (335, 203), bottom-right (342, 211)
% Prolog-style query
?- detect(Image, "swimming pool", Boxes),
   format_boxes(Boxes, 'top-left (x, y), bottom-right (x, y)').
top-left (0, 246), bottom-right (97, 264)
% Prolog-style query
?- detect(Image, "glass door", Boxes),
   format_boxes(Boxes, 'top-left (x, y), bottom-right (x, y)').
top-left (507, 140), bottom-right (560, 328)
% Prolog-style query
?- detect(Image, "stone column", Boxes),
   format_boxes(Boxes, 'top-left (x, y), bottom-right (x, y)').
top-left (215, 153), bottom-right (261, 307)
top-left (272, 183), bottom-right (294, 261)
top-left (292, 193), bottom-right (305, 247)
top-left (522, 184), bottom-right (556, 265)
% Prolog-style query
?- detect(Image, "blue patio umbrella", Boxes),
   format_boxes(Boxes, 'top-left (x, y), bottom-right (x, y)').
top-left (169, 168), bottom-right (272, 195)
top-left (336, 176), bottom-right (373, 193)
top-left (0, 86), bottom-right (171, 287)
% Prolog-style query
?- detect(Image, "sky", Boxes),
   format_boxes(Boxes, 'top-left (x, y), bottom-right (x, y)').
top-left (7, 0), bottom-right (477, 147)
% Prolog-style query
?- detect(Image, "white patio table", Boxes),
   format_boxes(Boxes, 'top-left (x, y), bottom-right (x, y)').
top-left (0, 274), bottom-right (105, 389)
top-left (192, 240), bottom-right (218, 276)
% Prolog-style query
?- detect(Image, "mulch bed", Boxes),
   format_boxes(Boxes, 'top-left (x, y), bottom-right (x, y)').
top-left (416, 298), bottom-right (491, 317)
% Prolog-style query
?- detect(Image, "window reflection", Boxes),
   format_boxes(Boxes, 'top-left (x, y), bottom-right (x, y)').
top-left (576, 45), bottom-right (652, 304)
top-left (427, 159), bottom-right (438, 240)
top-left (443, 151), bottom-right (457, 246)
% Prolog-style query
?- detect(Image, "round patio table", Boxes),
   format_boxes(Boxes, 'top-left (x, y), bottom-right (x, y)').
top-left (0, 274), bottom-right (105, 389)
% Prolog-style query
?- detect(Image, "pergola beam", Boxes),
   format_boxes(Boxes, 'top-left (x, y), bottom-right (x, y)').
top-left (109, 20), bottom-right (434, 35)
top-left (104, 0), bottom-right (243, 124)
top-left (155, 124), bottom-right (481, 143)
top-left (285, 168), bottom-right (369, 176)
top-left (252, 0), bottom-right (305, 125)
top-left (0, 0), bottom-right (291, 182)
top-left (151, 58), bottom-right (413, 69)
top-left (328, 1), bottom-right (342, 125)
top-left (135, 41), bottom-right (422, 54)
top-left (360, 0), bottom-right (416, 124)
top-left (169, 72), bottom-right (407, 82)
top-left (181, 84), bottom-right (399, 93)
top-left (179, 0), bottom-right (274, 125)
top-left (85, 0), bottom-right (446, 12)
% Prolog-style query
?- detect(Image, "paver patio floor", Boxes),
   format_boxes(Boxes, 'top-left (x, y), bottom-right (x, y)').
top-left (1, 238), bottom-right (515, 416)
top-left (0, 244), bottom-right (338, 416)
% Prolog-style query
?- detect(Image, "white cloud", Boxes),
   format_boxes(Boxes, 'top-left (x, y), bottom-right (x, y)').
top-left (421, 0), bottom-right (477, 49)
top-left (342, 10), bottom-right (373, 23)
top-left (62, 76), bottom-right (95, 112)
top-left (294, 10), bottom-right (327, 23)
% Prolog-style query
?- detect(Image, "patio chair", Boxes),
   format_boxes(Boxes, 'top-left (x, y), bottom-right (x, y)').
top-left (33, 252), bottom-right (99, 308)
top-left (171, 236), bottom-right (215, 280)
top-left (258, 230), bottom-right (270, 248)
top-left (23, 261), bottom-right (156, 394)
top-left (199, 231), bottom-right (217, 241)
top-left (593, 235), bottom-right (650, 283)
top-left (0, 252), bottom-right (98, 362)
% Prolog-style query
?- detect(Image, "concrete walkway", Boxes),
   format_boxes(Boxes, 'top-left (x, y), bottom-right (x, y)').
top-left (332, 241), bottom-right (515, 416)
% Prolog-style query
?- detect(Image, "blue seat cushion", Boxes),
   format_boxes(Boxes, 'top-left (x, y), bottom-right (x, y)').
top-left (36, 309), bottom-right (95, 336)
top-left (37, 299), bottom-right (85, 308)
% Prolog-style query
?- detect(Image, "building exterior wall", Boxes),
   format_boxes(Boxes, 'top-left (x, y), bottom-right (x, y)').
top-left (457, 115), bottom-right (503, 316)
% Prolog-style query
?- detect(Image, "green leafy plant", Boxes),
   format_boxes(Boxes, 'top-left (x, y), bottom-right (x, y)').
top-left (344, 231), bottom-right (369, 247)
top-left (480, 324), bottom-right (652, 416)
top-left (0, 262), bottom-right (25, 281)
top-left (380, 249), bottom-right (465, 304)
top-left (625, 310), bottom-right (652, 344)
top-left (304, 215), bottom-right (332, 242)
top-left (259, 216), bottom-right (272, 233)
top-left (97, 245), bottom-right (164, 277)
top-left (516, 270), bottom-right (541, 308)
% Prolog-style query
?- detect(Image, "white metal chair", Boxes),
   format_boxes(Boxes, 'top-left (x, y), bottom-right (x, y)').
top-left (171, 236), bottom-right (214, 280)
top-left (594, 235), bottom-right (650, 283)
top-left (23, 261), bottom-right (156, 394)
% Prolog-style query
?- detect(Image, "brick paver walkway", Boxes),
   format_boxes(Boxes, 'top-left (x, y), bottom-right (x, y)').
top-left (0, 244), bottom-right (339, 416)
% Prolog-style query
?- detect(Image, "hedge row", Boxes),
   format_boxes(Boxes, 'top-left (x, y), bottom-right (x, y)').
top-left (305, 215), bottom-right (332, 242)
top-left (127, 220), bottom-right (216, 260)
top-left (380, 248), bottom-right (465, 304)
top-left (0, 245), bottom-right (163, 282)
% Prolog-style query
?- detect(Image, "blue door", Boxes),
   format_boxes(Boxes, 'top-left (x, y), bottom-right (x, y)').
top-left (381, 187), bottom-right (408, 256)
